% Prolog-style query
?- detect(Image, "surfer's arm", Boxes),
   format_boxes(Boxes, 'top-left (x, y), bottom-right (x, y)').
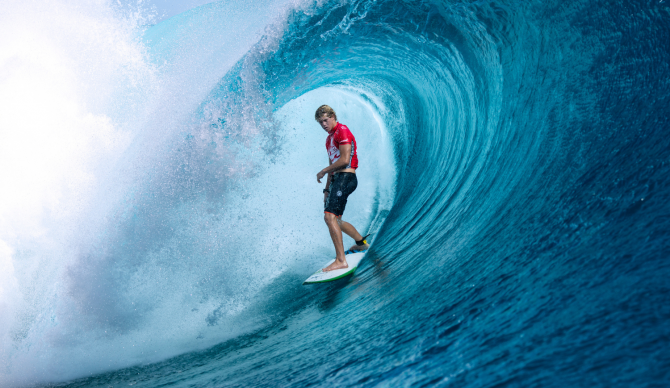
top-left (319, 144), bottom-right (352, 175)
top-left (324, 172), bottom-right (332, 202)
top-left (323, 160), bottom-right (333, 202)
top-left (325, 160), bottom-right (333, 189)
top-left (318, 159), bottom-right (332, 183)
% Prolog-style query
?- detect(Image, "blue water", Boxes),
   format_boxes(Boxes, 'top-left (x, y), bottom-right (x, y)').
top-left (3, 0), bottom-right (670, 386)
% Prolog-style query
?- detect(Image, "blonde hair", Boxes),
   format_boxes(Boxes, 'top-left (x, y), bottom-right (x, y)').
top-left (315, 105), bottom-right (337, 121)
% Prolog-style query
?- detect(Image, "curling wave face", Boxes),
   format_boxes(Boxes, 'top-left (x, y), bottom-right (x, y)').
top-left (1, 0), bottom-right (669, 386)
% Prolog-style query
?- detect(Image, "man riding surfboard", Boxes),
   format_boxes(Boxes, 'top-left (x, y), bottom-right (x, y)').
top-left (315, 105), bottom-right (369, 272)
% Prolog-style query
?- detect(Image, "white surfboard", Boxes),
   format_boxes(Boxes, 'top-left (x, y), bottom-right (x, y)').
top-left (303, 250), bottom-right (367, 285)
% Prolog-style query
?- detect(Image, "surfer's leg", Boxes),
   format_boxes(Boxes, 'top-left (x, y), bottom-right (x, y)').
top-left (323, 172), bottom-right (360, 269)
top-left (336, 218), bottom-right (361, 240)
top-left (336, 219), bottom-right (369, 251)
top-left (348, 235), bottom-right (370, 251)
top-left (325, 174), bottom-right (367, 252)
top-left (335, 218), bottom-right (369, 252)
top-left (323, 212), bottom-right (348, 271)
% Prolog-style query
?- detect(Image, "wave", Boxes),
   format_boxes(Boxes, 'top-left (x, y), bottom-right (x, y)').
top-left (1, 0), bottom-right (669, 386)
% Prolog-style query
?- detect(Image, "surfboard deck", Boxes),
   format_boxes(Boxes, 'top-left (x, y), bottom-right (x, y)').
top-left (302, 250), bottom-right (367, 285)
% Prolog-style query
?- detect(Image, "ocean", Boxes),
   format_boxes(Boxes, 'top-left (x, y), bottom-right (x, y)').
top-left (1, 0), bottom-right (669, 386)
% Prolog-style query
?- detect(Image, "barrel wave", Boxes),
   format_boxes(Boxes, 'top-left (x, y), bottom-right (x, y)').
top-left (1, 0), bottom-right (669, 386)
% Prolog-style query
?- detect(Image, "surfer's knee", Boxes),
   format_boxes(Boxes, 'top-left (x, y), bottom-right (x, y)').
top-left (324, 212), bottom-right (337, 224)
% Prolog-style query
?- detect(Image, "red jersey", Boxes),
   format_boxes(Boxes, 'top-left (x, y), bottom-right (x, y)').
top-left (326, 122), bottom-right (358, 169)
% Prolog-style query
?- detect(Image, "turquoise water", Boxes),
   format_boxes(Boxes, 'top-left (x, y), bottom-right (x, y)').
top-left (2, 0), bottom-right (669, 386)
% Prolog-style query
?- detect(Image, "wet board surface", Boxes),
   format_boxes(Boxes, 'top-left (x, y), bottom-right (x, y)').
top-left (303, 250), bottom-right (367, 285)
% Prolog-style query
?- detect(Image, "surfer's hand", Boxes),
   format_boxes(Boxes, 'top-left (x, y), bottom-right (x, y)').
top-left (317, 170), bottom-right (326, 183)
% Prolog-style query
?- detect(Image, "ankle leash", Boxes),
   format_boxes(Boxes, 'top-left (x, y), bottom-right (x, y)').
top-left (355, 234), bottom-right (370, 246)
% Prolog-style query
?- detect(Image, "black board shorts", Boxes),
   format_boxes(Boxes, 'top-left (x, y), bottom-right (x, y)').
top-left (324, 172), bottom-right (358, 217)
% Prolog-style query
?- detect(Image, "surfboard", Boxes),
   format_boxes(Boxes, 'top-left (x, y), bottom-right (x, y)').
top-left (302, 250), bottom-right (367, 285)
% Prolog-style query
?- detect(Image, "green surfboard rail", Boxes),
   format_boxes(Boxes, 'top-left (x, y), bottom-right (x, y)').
top-left (302, 266), bottom-right (358, 285)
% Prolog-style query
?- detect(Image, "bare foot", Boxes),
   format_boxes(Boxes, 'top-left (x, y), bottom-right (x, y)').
top-left (348, 243), bottom-right (369, 252)
top-left (323, 259), bottom-right (348, 272)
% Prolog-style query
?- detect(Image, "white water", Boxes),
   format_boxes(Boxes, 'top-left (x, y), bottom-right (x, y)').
top-left (0, 1), bottom-right (396, 386)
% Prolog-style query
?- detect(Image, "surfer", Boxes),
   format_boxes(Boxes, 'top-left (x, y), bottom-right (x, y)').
top-left (315, 105), bottom-right (370, 272)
